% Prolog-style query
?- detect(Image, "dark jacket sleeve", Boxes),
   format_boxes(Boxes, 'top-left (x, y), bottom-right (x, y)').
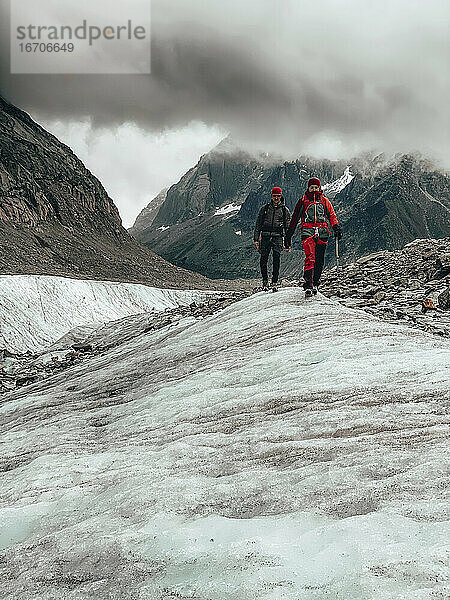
top-left (283, 206), bottom-right (292, 235)
top-left (285, 199), bottom-right (303, 243)
top-left (254, 206), bottom-right (265, 241)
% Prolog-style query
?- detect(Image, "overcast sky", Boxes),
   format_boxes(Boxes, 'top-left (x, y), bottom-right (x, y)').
top-left (40, 119), bottom-right (226, 227)
top-left (1, 0), bottom-right (449, 226)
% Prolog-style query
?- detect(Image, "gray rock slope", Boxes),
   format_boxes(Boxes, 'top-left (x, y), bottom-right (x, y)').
top-left (321, 237), bottom-right (450, 337)
top-left (128, 188), bottom-right (169, 239)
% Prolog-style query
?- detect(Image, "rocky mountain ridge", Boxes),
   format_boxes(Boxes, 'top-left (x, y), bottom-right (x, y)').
top-left (128, 187), bottom-right (168, 238)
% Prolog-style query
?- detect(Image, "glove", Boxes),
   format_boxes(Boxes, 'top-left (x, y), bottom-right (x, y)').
top-left (333, 224), bottom-right (343, 240)
top-left (284, 236), bottom-right (292, 249)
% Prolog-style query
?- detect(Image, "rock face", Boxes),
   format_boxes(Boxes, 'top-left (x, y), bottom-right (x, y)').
top-left (320, 238), bottom-right (450, 337)
top-left (128, 187), bottom-right (168, 238)
top-left (0, 96), bottom-right (214, 288)
top-left (332, 154), bottom-right (450, 263)
top-left (154, 139), bottom-right (267, 227)
top-left (131, 144), bottom-right (450, 280)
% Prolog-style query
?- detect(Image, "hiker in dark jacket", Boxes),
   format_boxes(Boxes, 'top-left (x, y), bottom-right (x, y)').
top-left (285, 177), bottom-right (342, 297)
top-left (254, 187), bottom-right (291, 290)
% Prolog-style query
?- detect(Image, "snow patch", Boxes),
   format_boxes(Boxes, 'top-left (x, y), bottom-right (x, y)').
top-left (0, 275), bottom-right (216, 354)
top-left (157, 225), bottom-right (170, 231)
top-left (214, 203), bottom-right (241, 216)
top-left (418, 185), bottom-right (450, 214)
top-left (322, 166), bottom-right (354, 196)
top-left (235, 230), bottom-right (242, 236)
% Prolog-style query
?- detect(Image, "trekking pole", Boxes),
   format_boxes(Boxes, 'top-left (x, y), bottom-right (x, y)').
top-left (334, 236), bottom-right (341, 297)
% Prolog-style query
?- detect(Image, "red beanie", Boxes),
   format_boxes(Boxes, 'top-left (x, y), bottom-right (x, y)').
top-left (307, 177), bottom-right (321, 188)
top-left (272, 186), bottom-right (282, 195)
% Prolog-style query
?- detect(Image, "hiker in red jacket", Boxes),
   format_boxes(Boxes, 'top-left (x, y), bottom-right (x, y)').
top-left (284, 177), bottom-right (342, 297)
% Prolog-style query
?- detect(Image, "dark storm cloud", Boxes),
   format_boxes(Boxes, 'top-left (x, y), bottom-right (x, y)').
top-left (1, 0), bottom-right (449, 164)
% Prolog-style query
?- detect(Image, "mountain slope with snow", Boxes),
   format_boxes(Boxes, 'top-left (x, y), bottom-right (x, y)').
top-left (128, 187), bottom-right (169, 238)
top-left (0, 275), bottom-right (216, 353)
top-left (322, 166), bottom-right (355, 197)
top-left (1, 289), bottom-right (448, 599)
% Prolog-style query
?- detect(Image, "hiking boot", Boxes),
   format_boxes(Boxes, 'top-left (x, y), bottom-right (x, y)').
top-left (305, 289), bottom-right (313, 298)
top-left (312, 286), bottom-right (318, 295)
top-left (303, 269), bottom-right (314, 290)
top-left (262, 280), bottom-right (269, 291)
top-left (271, 281), bottom-right (278, 292)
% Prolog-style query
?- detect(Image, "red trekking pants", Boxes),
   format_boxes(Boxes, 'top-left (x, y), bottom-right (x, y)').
top-left (302, 235), bottom-right (328, 287)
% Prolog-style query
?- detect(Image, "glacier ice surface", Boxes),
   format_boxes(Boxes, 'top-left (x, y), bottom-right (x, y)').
top-left (0, 288), bottom-right (449, 599)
